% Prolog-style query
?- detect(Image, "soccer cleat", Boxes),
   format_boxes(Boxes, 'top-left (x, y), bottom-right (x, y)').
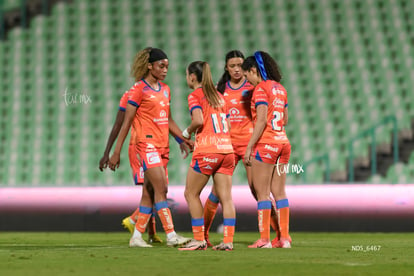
top-left (248, 239), bottom-right (272, 248)
top-left (212, 242), bottom-right (233, 251)
top-left (122, 216), bottom-right (135, 234)
top-left (166, 233), bottom-right (191, 247)
top-left (271, 235), bottom-right (292, 248)
top-left (178, 239), bottom-right (207, 251)
top-left (129, 236), bottom-right (153, 248)
top-left (148, 234), bottom-right (163, 244)
top-left (272, 238), bottom-right (291, 248)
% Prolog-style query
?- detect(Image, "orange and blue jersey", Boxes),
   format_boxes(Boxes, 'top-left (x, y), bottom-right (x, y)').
top-left (251, 80), bottom-right (289, 144)
top-left (127, 80), bottom-right (170, 148)
top-left (222, 80), bottom-right (254, 145)
top-left (187, 87), bottom-right (233, 155)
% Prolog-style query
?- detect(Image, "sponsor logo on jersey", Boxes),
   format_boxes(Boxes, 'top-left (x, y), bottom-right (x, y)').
top-left (147, 152), bottom-right (161, 165)
top-left (230, 99), bottom-right (238, 105)
top-left (204, 165), bottom-right (213, 170)
top-left (265, 144), bottom-right (279, 152)
top-left (265, 153), bottom-right (272, 159)
top-left (272, 87), bottom-right (285, 96)
top-left (273, 98), bottom-right (285, 108)
top-left (203, 157), bottom-right (218, 163)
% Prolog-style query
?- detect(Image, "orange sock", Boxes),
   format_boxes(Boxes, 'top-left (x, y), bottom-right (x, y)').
top-left (223, 218), bottom-right (236, 243)
top-left (147, 212), bottom-right (156, 236)
top-left (204, 193), bottom-right (219, 236)
top-left (191, 218), bottom-right (205, 241)
top-left (130, 207), bottom-right (140, 223)
top-left (276, 199), bottom-right (290, 239)
top-left (155, 201), bottom-right (174, 234)
top-left (270, 201), bottom-right (281, 238)
top-left (135, 206), bottom-right (152, 233)
top-left (258, 201), bottom-right (271, 241)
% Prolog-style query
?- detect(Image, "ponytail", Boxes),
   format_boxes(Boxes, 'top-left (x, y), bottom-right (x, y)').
top-left (201, 63), bottom-right (221, 108)
top-left (130, 47), bottom-right (152, 81)
top-left (216, 71), bottom-right (230, 93)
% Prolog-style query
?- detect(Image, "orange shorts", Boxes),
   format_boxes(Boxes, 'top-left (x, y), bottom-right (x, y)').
top-left (232, 143), bottom-right (248, 164)
top-left (191, 153), bottom-right (235, 176)
top-left (135, 143), bottom-right (169, 182)
top-left (253, 143), bottom-right (291, 164)
top-left (128, 144), bottom-right (144, 185)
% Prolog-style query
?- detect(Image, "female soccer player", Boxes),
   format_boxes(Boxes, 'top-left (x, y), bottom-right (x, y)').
top-left (108, 47), bottom-right (191, 248)
top-left (242, 51), bottom-right (291, 248)
top-left (203, 50), bottom-right (282, 247)
top-left (99, 91), bottom-right (190, 244)
top-left (178, 61), bottom-right (236, 251)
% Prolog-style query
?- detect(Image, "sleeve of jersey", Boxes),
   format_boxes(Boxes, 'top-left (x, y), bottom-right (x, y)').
top-left (127, 85), bottom-right (142, 108)
top-left (119, 92), bottom-right (128, 111)
top-left (187, 92), bottom-right (202, 114)
top-left (284, 89), bottom-right (288, 108)
top-left (253, 87), bottom-right (269, 108)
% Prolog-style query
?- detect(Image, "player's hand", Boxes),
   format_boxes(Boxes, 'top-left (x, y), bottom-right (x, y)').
top-left (99, 154), bottom-right (109, 171)
top-left (108, 152), bottom-right (120, 171)
top-left (184, 138), bottom-right (194, 152)
top-left (244, 146), bottom-right (253, 167)
top-left (179, 142), bottom-right (191, 159)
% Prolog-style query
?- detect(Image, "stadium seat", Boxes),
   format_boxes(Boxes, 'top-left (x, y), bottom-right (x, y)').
top-left (1, 0), bottom-right (413, 186)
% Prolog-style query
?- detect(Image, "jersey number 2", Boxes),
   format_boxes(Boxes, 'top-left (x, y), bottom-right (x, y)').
top-left (271, 111), bottom-right (284, 131)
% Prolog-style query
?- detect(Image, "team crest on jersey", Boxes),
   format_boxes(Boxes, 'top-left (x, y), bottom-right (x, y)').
top-left (229, 107), bottom-right (240, 115)
top-left (163, 90), bottom-right (169, 98)
top-left (160, 110), bottom-right (167, 117)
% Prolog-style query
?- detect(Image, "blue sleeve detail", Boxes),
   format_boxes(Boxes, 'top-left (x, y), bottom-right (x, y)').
top-left (255, 101), bottom-right (268, 107)
top-left (128, 100), bottom-right (139, 107)
top-left (190, 105), bottom-right (202, 114)
top-left (119, 107), bottom-right (126, 111)
top-left (285, 103), bottom-right (288, 108)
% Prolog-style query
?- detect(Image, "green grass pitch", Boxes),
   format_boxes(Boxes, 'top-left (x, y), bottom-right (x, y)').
top-left (1, 232), bottom-right (413, 275)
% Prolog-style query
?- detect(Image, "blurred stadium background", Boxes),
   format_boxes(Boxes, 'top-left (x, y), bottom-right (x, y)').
top-left (0, 0), bottom-right (413, 231)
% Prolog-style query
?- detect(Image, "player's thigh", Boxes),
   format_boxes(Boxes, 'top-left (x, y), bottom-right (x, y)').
top-left (251, 158), bottom-right (273, 200)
